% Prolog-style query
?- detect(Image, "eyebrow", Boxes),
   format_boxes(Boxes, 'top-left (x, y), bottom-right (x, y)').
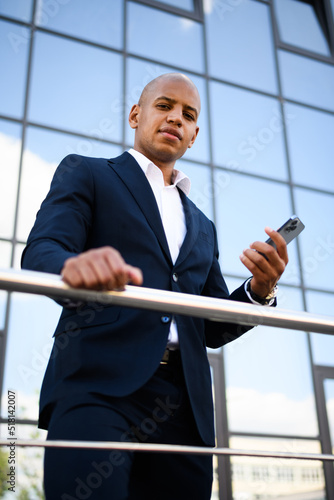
top-left (154, 96), bottom-right (199, 119)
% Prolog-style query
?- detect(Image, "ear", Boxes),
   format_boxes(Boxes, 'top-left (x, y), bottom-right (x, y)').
top-left (188, 125), bottom-right (199, 149)
top-left (129, 104), bottom-right (140, 130)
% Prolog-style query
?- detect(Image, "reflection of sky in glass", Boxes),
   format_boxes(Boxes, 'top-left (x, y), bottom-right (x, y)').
top-left (225, 323), bottom-right (318, 436)
top-left (0, 20), bottom-right (29, 118)
top-left (28, 32), bottom-right (123, 141)
top-left (16, 127), bottom-right (122, 242)
top-left (324, 379), bottom-right (334, 449)
top-left (214, 172), bottom-right (300, 285)
top-left (0, 241), bottom-right (11, 268)
top-left (127, 2), bottom-right (204, 73)
top-left (0, 290), bottom-right (7, 330)
top-left (285, 103), bottom-right (334, 192)
top-left (279, 50), bottom-right (334, 112)
top-left (176, 159), bottom-right (213, 220)
top-left (35, 0), bottom-right (123, 49)
top-left (275, 0), bottom-right (330, 56)
top-left (0, 239), bottom-right (11, 329)
top-left (3, 292), bottom-right (61, 419)
top-left (125, 58), bottom-right (209, 163)
top-left (308, 291), bottom-right (334, 367)
top-left (205, 0), bottom-right (277, 93)
top-left (294, 188), bottom-right (334, 291)
top-left (0, 0), bottom-right (33, 21)
top-left (210, 81), bottom-right (288, 180)
top-left (0, 121), bottom-right (22, 239)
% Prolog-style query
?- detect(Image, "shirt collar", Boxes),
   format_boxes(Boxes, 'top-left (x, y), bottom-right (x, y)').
top-left (128, 148), bottom-right (191, 196)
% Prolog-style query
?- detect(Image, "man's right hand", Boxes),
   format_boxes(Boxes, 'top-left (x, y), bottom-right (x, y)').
top-left (61, 247), bottom-right (143, 290)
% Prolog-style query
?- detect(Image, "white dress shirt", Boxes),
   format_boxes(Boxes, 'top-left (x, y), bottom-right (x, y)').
top-left (128, 148), bottom-right (191, 347)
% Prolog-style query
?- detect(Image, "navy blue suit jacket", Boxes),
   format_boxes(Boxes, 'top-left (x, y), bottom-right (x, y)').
top-left (22, 152), bottom-right (253, 445)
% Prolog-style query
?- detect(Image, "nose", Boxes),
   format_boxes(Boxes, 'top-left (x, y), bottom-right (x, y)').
top-left (167, 106), bottom-right (182, 126)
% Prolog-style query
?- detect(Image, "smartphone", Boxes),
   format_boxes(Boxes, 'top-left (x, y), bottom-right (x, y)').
top-left (266, 216), bottom-right (305, 250)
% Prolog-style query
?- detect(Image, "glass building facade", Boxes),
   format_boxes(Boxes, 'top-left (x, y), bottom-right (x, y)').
top-left (0, 0), bottom-right (334, 497)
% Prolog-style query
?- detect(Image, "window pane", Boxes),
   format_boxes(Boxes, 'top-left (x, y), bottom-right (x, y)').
top-left (205, 0), bottom-right (277, 93)
top-left (125, 58), bottom-right (210, 163)
top-left (285, 103), bottom-right (334, 192)
top-left (0, 0), bottom-right (33, 22)
top-left (28, 32), bottom-right (123, 141)
top-left (279, 50), bottom-right (334, 111)
top-left (177, 159), bottom-right (213, 220)
top-left (0, 291), bottom-right (7, 330)
top-left (35, 0), bottom-right (123, 49)
top-left (0, 20), bottom-right (29, 118)
top-left (0, 241), bottom-right (11, 268)
top-left (294, 188), bottom-right (334, 291)
top-left (210, 82), bottom-right (288, 180)
top-left (225, 325), bottom-right (318, 436)
top-left (127, 2), bottom-right (204, 73)
top-left (13, 242), bottom-right (25, 269)
top-left (2, 293), bottom-right (61, 421)
top-left (0, 120), bottom-right (22, 239)
top-left (17, 127), bottom-right (122, 242)
top-left (0, 241), bottom-right (11, 329)
top-left (230, 436), bottom-right (325, 498)
top-left (275, 0), bottom-right (330, 56)
top-left (308, 291), bottom-right (334, 367)
top-left (214, 172), bottom-right (300, 285)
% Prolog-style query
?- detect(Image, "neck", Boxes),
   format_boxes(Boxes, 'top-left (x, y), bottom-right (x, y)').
top-left (132, 147), bottom-right (175, 185)
top-left (159, 165), bottom-right (174, 186)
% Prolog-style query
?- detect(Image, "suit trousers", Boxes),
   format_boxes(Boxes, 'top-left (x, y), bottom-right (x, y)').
top-left (43, 355), bottom-right (213, 500)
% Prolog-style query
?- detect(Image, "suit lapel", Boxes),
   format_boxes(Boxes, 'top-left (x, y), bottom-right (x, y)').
top-left (108, 152), bottom-right (172, 264)
top-left (175, 189), bottom-right (199, 268)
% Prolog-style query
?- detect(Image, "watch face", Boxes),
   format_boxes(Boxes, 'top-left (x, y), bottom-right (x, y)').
top-left (267, 285), bottom-right (278, 299)
top-left (248, 279), bottom-right (278, 305)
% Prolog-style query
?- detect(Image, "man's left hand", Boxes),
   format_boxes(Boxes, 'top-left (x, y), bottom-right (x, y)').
top-left (240, 227), bottom-right (288, 299)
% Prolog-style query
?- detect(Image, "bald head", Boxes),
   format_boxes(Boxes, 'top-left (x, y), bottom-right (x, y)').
top-left (139, 73), bottom-right (201, 114)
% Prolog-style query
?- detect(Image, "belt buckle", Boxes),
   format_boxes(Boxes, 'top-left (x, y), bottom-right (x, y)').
top-left (160, 349), bottom-right (170, 365)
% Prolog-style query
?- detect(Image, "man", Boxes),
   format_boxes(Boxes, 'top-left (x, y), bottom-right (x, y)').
top-left (22, 73), bottom-right (288, 499)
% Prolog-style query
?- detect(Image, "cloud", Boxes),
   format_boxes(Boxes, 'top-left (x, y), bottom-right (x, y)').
top-left (0, 132), bottom-right (57, 247)
top-left (226, 387), bottom-right (320, 436)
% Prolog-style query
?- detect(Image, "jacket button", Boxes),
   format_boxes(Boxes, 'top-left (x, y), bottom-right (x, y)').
top-left (161, 316), bottom-right (171, 324)
top-left (172, 273), bottom-right (178, 282)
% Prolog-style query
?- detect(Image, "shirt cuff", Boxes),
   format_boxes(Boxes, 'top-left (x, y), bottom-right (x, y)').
top-left (244, 278), bottom-right (276, 307)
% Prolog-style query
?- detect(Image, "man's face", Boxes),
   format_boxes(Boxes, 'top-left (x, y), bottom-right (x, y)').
top-left (129, 77), bottom-right (200, 167)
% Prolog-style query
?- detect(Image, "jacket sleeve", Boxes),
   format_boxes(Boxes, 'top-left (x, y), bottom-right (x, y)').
top-left (21, 154), bottom-right (94, 275)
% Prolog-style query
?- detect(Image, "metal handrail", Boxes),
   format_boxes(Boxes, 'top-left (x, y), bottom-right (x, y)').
top-left (0, 268), bottom-right (334, 334)
top-left (0, 439), bottom-right (333, 461)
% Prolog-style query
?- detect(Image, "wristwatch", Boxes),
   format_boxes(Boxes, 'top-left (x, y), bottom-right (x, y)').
top-left (247, 279), bottom-right (278, 306)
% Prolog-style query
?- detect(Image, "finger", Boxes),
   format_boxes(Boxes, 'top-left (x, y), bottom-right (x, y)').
top-left (61, 256), bottom-right (99, 288)
top-left (241, 248), bottom-right (274, 275)
top-left (103, 249), bottom-right (131, 289)
top-left (265, 227), bottom-right (289, 264)
top-left (61, 260), bottom-right (83, 287)
top-left (125, 265), bottom-right (143, 286)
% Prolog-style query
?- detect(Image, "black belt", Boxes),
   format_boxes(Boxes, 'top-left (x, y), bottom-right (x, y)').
top-left (160, 348), bottom-right (181, 365)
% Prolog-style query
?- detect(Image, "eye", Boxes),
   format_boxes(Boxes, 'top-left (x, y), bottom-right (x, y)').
top-left (184, 112), bottom-right (195, 121)
top-left (157, 103), bottom-right (169, 109)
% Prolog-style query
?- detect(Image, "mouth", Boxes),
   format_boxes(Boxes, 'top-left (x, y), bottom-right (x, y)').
top-left (159, 127), bottom-right (182, 141)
